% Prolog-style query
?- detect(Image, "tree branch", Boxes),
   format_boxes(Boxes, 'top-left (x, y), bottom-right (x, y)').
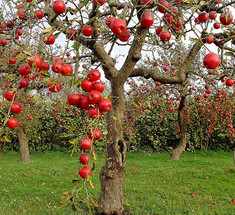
top-left (130, 39), bottom-right (203, 83)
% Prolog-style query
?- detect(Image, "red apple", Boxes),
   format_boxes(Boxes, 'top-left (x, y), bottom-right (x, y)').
top-left (110, 19), bottom-right (126, 35)
top-left (157, 0), bottom-right (169, 13)
top-left (7, 118), bottom-right (18, 129)
top-left (156, 27), bottom-right (163, 36)
top-left (19, 78), bottom-right (29, 88)
top-left (220, 12), bottom-right (233, 25)
top-left (98, 99), bottom-right (112, 112)
top-left (93, 0), bottom-right (105, 6)
top-left (4, 90), bottom-right (17, 101)
top-left (141, 12), bottom-right (154, 28)
top-left (48, 81), bottom-right (62, 92)
top-left (52, 1), bottom-right (66, 15)
top-left (18, 64), bottom-right (31, 76)
top-left (89, 128), bottom-right (102, 141)
top-left (118, 30), bottom-right (130, 42)
top-left (52, 62), bottom-right (63, 73)
top-left (79, 138), bottom-right (92, 150)
top-left (0, 38), bottom-right (7, 46)
top-left (28, 54), bottom-right (42, 68)
top-left (81, 79), bottom-right (93, 92)
top-left (80, 95), bottom-right (90, 109)
top-left (79, 166), bottom-right (92, 179)
top-left (203, 53), bottom-right (220, 69)
top-left (106, 17), bottom-right (116, 27)
top-left (88, 90), bottom-right (102, 104)
top-left (206, 36), bottom-right (214, 44)
top-left (68, 29), bottom-right (77, 40)
top-left (11, 103), bottom-right (23, 114)
top-left (198, 12), bottom-right (208, 23)
top-left (35, 10), bottom-right (44, 19)
top-left (88, 106), bottom-right (103, 119)
top-left (79, 154), bottom-right (90, 165)
top-left (43, 34), bottom-right (55, 45)
top-left (209, 11), bottom-right (217, 20)
top-left (82, 25), bottom-right (93, 36)
top-left (88, 69), bottom-right (101, 81)
top-left (61, 64), bottom-right (73, 75)
top-left (213, 22), bottom-right (220, 29)
top-left (40, 62), bottom-right (50, 71)
top-left (93, 82), bottom-right (105, 93)
top-left (225, 79), bottom-right (234, 86)
top-left (68, 94), bottom-right (81, 105)
top-left (159, 30), bottom-right (171, 42)
top-left (6, 21), bottom-right (13, 28)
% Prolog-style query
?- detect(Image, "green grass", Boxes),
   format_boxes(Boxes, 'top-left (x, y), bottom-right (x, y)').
top-left (0, 151), bottom-right (234, 215)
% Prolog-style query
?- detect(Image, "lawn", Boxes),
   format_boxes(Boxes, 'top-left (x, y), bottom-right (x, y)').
top-left (0, 151), bottom-right (234, 214)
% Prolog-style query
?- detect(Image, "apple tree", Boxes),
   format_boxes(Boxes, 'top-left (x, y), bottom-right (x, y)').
top-left (1, 0), bottom-right (235, 214)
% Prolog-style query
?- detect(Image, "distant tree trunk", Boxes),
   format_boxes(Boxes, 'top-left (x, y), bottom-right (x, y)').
top-left (170, 93), bottom-right (187, 161)
top-left (98, 79), bottom-right (127, 215)
top-left (16, 126), bottom-right (31, 163)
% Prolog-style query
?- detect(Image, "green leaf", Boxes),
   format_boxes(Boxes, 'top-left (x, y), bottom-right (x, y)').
top-left (54, 32), bottom-right (61, 40)
top-left (69, 79), bottom-right (73, 88)
top-left (40, 70), bottom-right (50, 77)
top-left (190, 38), bottom-right (200, 42)
top-left (74, 78), bottom-right (83, 87)
top-left (16, 53), bottom-right (28, 59)
top-left (3, 118), bottom-right (8, 126)
top-left (65, 74), bottom-right (75, 77)
top-left (73, 42), bottom-right (79, 50)
top-left (43, 77), bottom-right (52, 83)
top-left (111, 115), bottom-right (118, 120)
top-left (132, 100), bottom-right (140, 107)
top-left (60, 133), bottom-right (76, 138)
top-left (68, 137), bottom-right (80, 145)
top-left (162, 26), bottom-right (169, 32)
top-left (224, 52), bottom-right (235, 57)
top-left (7, 74), bottom-right (15, 82)
top-left (199, 1), bottom-right (207, 6)
top-left (225, 14), bottom-right (231, 22)
top-left (42, 26), bottom-right (54, 34)
top-left (5, 135), bottom-right (11, 142)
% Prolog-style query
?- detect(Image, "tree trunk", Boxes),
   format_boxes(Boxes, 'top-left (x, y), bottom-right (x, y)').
top-left (16, 126), bottom-right (31, 163)
top-left (98, 79), bottom-right (127, 215)
top-left (170, 95), bottom-right (187, 161)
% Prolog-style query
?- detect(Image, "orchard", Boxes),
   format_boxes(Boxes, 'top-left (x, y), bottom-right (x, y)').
top-left (0, 0), bottom-right (234, 214)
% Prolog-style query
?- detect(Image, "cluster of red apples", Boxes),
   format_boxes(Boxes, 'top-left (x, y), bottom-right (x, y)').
top-left (67, 69), bottom-right (112, 179)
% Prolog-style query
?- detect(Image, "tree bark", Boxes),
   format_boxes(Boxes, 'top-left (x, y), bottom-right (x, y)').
top-left (16, 126), bottom-right (31, 163)
top-left (98, 78), bottom-right (127, 215)
top-left (170, 95), bottom-right (187, 161)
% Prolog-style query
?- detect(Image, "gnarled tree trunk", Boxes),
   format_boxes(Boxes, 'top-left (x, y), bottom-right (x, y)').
top-left (170, 93), bottom-right (187, 161)
top-left (98, 79), bottom-right (127, 215)
top-left (16, 126), bottom-right (31, 163)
